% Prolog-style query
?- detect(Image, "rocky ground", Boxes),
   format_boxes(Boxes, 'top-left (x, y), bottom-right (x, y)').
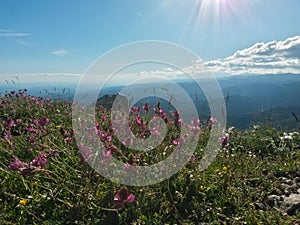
top-left (263, 171), bottom-right (300, 216)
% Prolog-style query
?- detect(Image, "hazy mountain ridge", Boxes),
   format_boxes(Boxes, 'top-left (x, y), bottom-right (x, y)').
top-left (1, 74), bottom-right (299, 129)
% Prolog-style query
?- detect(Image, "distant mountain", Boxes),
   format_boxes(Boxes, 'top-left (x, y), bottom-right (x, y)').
top-left (2, 73), bottom-right (299, 130)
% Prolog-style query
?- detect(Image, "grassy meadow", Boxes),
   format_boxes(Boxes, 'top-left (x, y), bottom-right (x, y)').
top-left (0, 89), bottom-right (299, 224)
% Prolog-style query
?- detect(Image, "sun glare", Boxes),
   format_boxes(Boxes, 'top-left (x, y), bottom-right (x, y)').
top-left (181, 0), bottom-right (254, 45)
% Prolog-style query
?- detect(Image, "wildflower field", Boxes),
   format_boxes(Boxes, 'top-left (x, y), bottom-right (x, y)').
top-left (0, 89), bottom-right (300, 224)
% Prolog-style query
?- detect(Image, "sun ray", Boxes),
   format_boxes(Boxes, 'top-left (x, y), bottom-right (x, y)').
top-left (178, 0), bottom-right (256, 56)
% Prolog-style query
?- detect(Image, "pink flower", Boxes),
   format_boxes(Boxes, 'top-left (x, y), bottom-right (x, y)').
top-left (124, 162), bottom-right (132, 170)
top-left (64, 137), bottom-right (73, 143)
top-left (28, 136), bottom-right (36, 144)
top-left (16, 119), bottom-right (22, 125)
top-left (173, 139), bottom-right (180, 146)
top-left (114, 186), bottom-right (135, 208)
top-left (4, 131), bottom-right (12, 141)
top-left (172, 135), bottom-right (186, 147)
top-left (30, 152), bottom-right (48, 168)
top-left (8, 157), bottom-right (29, 172)
top-left (100, 150), bottom-right (112, 165)
top-left (32, 119), bottom-right (39, 126)
top-left (39, 117), bottom-right (50, 126)
top-left (143, 102), bottom-right (150, 113)
top-left (78, 144), bottom-right (94, 162)
top-left (8, 119), bottom-right (15, 127)
top-left (219, 134), bottom-right (229, 148)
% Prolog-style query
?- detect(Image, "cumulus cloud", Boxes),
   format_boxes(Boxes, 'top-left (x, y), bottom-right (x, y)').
top-left (204, 36), bottom-right (300, 75)
top-left (51, 49), bottom-right (69, 56)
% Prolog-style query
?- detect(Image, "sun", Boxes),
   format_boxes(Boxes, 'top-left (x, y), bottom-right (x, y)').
top-left (183, 0), bottom-right (253, 38)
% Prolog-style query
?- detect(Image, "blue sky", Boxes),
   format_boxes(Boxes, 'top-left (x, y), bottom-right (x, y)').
top-left (0, 0), bottom-right (299, 75)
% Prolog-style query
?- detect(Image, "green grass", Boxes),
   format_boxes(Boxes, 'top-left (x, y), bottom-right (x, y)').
top-left (0, 90), bottom-right (299, 224)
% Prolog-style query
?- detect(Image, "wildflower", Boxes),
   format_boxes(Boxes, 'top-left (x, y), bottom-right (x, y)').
top-left (49, 149), bottom-right (59, 157)
top-left (78, 144), bottom-right (94, 163)
top-left (280, 132), bottom-right (293, 140)
top-left (9, 157), bottom-right (30, 171)
top-left (173, 139), bottom-right (180, 146)
top-left (31, 181), bottom-right (38, 186)
top-left (219, 133), bottom-right (229, 148)
top-left (222, 165), bottom-right (228, 172)
top-left (114, 186), bottom-right (135, 208)
top-left (8, 119), bottom-right (15, 127)
top-left (64, 137), bottom-right (72, 143)
top-left (172, 135), bottom-right (186, 147)
top-left (32, 119), bottom-right (39, 126)
top-left (143, 102), bottom-right (150, 113)
top-left (60, 128), bottom-right (68, 136)
top-left (39, 117), bottom-right (50, 126)
top-left (209, 116), bottom-right (218, 125)
top-left (4, 131), bottom-right (12, 141)
top-left (100, 150), bottom-right (112, 165)
top-left (25, 126), bottom-right (39, 134)
top-left (199, 185), bottom-right (204, 191)
top-left (16, 119), bottom-right (22, 125)
top-left (30, 152), bottom-right (48, 169)
top-left (28, 136), bottom-right (36, 144)
top-left (124, 162), bottom-right (132, 170)
top-left (19, 199), bottom-right (27, 206)
top-left (173, 110), bottom-right (182, 129)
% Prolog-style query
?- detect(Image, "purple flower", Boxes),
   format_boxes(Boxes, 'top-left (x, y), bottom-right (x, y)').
top-left (16, 119), bottom-right (22, 125)
top-left (28, 136), bottom-right (36, 144)
top-left (30, 152), bottom-right (48, 168)
top-left (114, 186), bottom-right (135, 208)
top-left (49, 149), bottom-right (59, 157)
top-left (39, 117), bottom-right (50, 126)
top-left (78, 144), bottom-right (94, 162)
top-left (100, 150), bottom-right (112, 165)
top-left (32, 119), bottom-right (39, 126)
top-left (4, 131), bottom-right (12, 141)
top-left (8, 157), bottom-right (29, 172)
top-left (219, 134), bottom-right (229, 148)
top-left (26, 126), bottom-right (39, 134)
top-left (8, 119), bottom-right (15, 127)
top-left (172, 135), bottom-right (186, 147)
top-left (64, 137), bottom-right (72, 143)
top-left (143, 102), bottom-right (150, 113)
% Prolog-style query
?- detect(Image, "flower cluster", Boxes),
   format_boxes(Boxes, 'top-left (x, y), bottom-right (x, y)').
top-left (7, 151), bottom-right (55, 176)
top-left (113, 186), bottom-right (135, 208)
top-left (219, 133), bottom-right (229, 148)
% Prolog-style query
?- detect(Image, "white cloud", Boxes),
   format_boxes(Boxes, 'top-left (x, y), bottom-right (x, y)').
top-left (16, 39), bottom-right (32, 47)
top-left (51, 49), bottom-right (69, 56)
top-left (0, 29), bottom-right (32, 37)
top-left (203, 36), bottom-right (300, 75)
top-left (0, 33), bottom-right (31, 37)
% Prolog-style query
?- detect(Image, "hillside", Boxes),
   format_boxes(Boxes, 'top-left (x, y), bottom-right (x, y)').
top-left (0, 90), bottom-right (299, 224)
